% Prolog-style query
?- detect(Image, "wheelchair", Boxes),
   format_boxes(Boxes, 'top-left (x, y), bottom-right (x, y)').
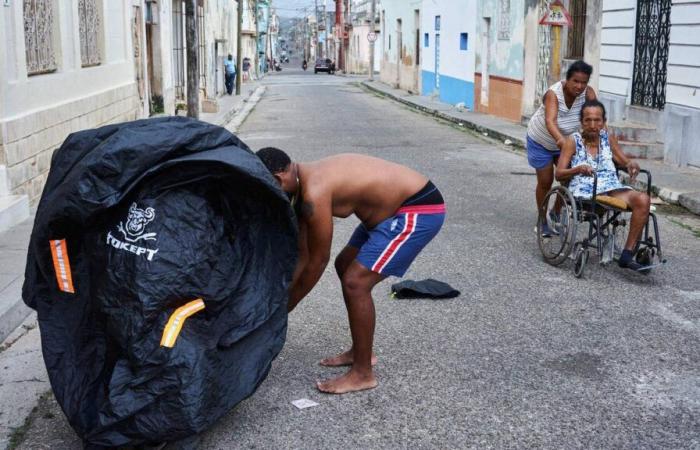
top-left (536, 167), bottom-right (665, 277)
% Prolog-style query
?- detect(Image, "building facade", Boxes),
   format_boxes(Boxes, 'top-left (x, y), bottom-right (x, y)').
top-left (0, 0), bottom-right (143, 225)
top-left (598, 0), bottom-right (700, 167)
top-left (379, 0), bottom-right (422, 93)
top-left (347, 0), bottom-right (381, 75)
top-left (421, 0), bottom-right (477, 109)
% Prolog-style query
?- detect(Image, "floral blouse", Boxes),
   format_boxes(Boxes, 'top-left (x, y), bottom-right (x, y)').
top-left (568, 130), bottom-right (630, 199)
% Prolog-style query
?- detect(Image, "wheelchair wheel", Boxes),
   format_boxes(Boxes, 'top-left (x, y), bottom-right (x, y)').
top-left (573, 246), bottom-right (589, 278)
top-left (537, 186), bottom-right (578, 266)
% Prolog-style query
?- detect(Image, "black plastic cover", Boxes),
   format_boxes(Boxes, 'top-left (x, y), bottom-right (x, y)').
top-left (22, 117), bottom-right (297, 447)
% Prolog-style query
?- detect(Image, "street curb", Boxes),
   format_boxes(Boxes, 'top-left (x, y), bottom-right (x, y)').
top-left (362, 81), bottom-right (700, 216)
top-left (213, 84), bottom-right (261, 128)
top-left (361, 81), bottom-right (526, 150)
top-left (224, 85), bottom-right (266, 133)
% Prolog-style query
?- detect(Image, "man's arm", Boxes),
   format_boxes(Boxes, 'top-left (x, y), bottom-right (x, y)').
top-left (287, 195), bottom-right (333, 312)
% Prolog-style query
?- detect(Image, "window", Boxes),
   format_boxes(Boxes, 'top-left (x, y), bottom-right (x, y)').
top-left (78, 0), bottom-right (101, 67)
top-left (498, 0), bottom-right (511, 40)
top-left (23, 0), bottom-right (57, 75)
top-left (435, 15), bottom-right (440, 31)
top-left (460, 33), bottom-right (468, 50)
top-left (567, 0), bottom-right (587, 58)
top-left (424, 33), bottom-right (429, 47)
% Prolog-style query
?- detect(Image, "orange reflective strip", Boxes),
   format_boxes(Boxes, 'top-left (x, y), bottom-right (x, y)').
top-left (160, 299), bottom-right (205, 348)
top-left (49, 239), bottom-right (75, 294)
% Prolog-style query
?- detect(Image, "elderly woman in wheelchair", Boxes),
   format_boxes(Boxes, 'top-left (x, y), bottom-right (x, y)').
top-left (537, 99), bottom-right (663, 276)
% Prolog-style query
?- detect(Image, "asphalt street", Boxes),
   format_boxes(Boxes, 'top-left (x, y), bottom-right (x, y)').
top-left (15, 65), bottom-right (700, 449)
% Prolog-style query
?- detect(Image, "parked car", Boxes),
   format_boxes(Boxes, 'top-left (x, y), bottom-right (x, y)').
top-left (314, 58), bottom-right (335, 74)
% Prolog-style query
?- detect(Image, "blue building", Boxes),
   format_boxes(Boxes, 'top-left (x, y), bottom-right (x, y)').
top-left (421, 0), bottom-right (477, 109)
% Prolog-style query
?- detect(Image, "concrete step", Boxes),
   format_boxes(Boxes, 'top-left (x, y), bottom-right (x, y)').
top-left (608, 120), bottom-right (659, 143)
top-left (0, 276), bottom-right (31, 342)
top-left (624, 104), bottom-right (662, 126)
top-left (618, 140), bottom-right (665, 160)
top-left (0, 194), bottom-right (30, 234)
top-left (0, 166), bottom-right (9, 196)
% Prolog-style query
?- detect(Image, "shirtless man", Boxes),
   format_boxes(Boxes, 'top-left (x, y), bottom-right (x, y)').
top-left (256, 149), bottom-right (446, 394)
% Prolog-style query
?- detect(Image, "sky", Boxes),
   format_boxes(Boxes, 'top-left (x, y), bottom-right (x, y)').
top-left (273, 0), bottom-right (336, 18)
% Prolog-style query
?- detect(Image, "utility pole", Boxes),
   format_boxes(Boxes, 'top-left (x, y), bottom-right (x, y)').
top-left (324, 0), bottom-right (329, 59)
top-left (368, 0), bottom-right (376, 81)
top-left (185, 0), bottom-right (199, 118)
top-left (314, 0), bottom-right (320, 57)
top-left (254, 0), bottom-right (259, 80)
top-left (235, 0), bottom-right (243, 95)
top-left (335, 0), bottom-right (342, 71)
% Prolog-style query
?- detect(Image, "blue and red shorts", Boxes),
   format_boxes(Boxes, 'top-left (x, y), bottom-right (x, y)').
top-left (348, 181), bottom-right (445, 277)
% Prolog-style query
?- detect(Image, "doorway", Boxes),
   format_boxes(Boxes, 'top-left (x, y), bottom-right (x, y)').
top-left (480, 17), bottom-right (490, 107)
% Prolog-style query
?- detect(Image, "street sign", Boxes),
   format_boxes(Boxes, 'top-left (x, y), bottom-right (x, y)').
top-left (367, 32), bottom-right (377, 43)
top-left (539, 0), bottom-right (572, 27)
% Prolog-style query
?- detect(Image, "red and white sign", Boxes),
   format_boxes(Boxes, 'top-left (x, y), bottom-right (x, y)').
top-left (539, 0), bottom-right (572, 27)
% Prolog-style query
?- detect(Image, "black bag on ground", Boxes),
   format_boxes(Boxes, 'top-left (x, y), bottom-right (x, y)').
top-left (22, 117), bottom-right (297, 447)
top-left (391, 279), bottom-right (460, 299)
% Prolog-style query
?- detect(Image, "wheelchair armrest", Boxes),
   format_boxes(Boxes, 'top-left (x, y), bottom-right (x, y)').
top-left (615, 165), bottom-right (652, 197)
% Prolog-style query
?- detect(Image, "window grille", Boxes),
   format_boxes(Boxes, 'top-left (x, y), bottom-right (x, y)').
top-left (172, 1), bottom-right (185, 99)
top-left (79, 0), bottom-right (101, 67)
top-left (197, 5), bottom-right (206, 91)
top-left (498, 0), bottom-right (511, 40)
top-left (23, 0), bottom-right (57, 75)
top-left (566, 0), bottom-right (586, 59)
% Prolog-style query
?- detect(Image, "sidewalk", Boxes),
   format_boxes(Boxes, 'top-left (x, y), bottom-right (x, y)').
top-left (361, 80), bottom-right (700, 216)
top-left (0, 81), bottom-right (265, 449)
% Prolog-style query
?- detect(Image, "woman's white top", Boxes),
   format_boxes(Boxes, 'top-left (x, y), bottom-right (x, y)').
top-left (527, 81), bottom-right (587, 152)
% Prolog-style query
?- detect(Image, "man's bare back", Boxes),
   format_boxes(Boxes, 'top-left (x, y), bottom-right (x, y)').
top-left (257, 148), bottom-right (445, 394)
top-left (298, 154), bottom-right (429, 227)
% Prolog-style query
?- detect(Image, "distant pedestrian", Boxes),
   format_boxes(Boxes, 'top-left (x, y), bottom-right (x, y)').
top-left (224, 54), bottom-right (236, 95)
top-left (242, 57), bottom-right (251, 81)
top-left (526, 60), bottom-right (596, 236)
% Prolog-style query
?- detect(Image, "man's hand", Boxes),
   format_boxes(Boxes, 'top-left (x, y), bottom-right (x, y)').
top-left (627, 161), bottom-right (640, 182)
top-left (577, 164), bottom-right (594, 176)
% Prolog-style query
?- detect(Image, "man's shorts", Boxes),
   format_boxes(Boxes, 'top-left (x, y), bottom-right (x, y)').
top-left (348, 183), bottom-right (445, 277)
top-left (527, 135), bottom-right (560, 170)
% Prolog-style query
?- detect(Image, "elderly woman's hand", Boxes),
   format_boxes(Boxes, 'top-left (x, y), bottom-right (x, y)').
top-left (627, 161), bottom-right (640, 182)
top-left (577, 164), bottom-right (594, 176)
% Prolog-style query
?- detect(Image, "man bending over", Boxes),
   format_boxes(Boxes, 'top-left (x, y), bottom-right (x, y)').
top-left (256, 149), bottom-right (446, 394)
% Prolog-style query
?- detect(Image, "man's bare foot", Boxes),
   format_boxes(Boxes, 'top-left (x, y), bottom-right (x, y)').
top-left (319, 350), bottom-right (378, 367)
top-left (316, 369), bottom-right (378, 394)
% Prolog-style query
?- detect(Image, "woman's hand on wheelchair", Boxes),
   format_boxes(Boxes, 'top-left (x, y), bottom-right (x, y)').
top-left (626, 161), bottom-right (640, 182)
top-left (577, 164), bottom-right (595, 177)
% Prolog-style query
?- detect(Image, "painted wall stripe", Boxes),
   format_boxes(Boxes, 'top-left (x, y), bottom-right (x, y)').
top-left (49, 239), bottom-right (75, 294)
top-left (160, 299), bottom-right (206, 348)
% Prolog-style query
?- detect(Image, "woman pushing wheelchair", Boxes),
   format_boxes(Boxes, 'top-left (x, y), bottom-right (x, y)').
top-left (554, 99), bottom-right (650, 272)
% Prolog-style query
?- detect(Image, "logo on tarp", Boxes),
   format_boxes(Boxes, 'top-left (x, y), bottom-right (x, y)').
top-left (119, 203), bottom-right (157, 242)
top-left (106, 203), bottom-right (159, 261)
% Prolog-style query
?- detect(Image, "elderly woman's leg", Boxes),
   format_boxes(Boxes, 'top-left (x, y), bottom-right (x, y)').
top-left (609, 189), bottom-right (651, 269)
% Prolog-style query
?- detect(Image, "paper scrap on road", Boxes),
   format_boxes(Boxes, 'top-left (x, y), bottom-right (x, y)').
top-left (291, 398), bottom-right (319, 409)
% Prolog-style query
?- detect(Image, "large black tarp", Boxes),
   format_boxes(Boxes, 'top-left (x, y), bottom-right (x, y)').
top-left (22, 117), bottom-right (297, 447)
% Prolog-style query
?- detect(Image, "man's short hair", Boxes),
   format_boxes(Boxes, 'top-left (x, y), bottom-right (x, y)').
top-left (256, 147), bottom-right (291, 174)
